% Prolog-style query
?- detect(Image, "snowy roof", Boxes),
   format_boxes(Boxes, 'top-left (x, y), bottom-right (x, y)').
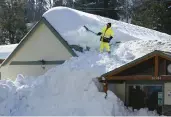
top-left (0, 44), bottom-right (18, 59)
top-left (42, 6), bottom-right (171, 50)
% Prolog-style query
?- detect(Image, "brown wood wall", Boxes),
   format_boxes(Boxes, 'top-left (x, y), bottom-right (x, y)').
top-left (117, 58), bottom-right (155, 76)
top-left (114, 56), bottom-right (171, 77)
top-left (158, 57), bottom-right (171, 75)
top-left (159, 58), bottom-right (167, 75)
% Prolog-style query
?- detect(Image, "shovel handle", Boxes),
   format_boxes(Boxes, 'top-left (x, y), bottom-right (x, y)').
top-left (84, 26), bottom-right (89, 31)
top-left (84, 26), bottom-right (97, 35)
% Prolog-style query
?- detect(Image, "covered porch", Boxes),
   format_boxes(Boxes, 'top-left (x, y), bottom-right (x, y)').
top-left (99, 50), bottom-right (171, 115)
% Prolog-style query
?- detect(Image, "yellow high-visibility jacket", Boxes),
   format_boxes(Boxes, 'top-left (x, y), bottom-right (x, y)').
top-left (101, 26), bottom-right (114, 38)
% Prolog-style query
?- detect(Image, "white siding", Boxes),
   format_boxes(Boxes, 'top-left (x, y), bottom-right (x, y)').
top-left (108, 83), bottom-right (125, 102)
top-left (164, 83), bottom-right (171, 105)
top-left (13, 22), bottom-right (72, 61)
top-left (0, 22), bottom-right (73, 80)
top-left (0, 65), bottom-right (56, 80)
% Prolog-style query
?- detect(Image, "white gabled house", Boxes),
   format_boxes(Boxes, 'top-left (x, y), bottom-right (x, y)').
top-left (0, 17), bottom-right (77, 80)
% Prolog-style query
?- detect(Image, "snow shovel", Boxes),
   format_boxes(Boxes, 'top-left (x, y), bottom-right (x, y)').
top-left (84, 26), bottom-right (97, 35)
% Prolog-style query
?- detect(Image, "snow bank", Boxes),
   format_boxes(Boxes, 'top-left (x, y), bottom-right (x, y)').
top-left (0, 52), bottom-right (158, 116)
top-left (43, 7), bottom-right (171, 50)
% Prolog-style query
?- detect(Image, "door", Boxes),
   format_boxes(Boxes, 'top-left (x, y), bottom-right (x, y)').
top-left (127, 85), bottom-right (163, 114)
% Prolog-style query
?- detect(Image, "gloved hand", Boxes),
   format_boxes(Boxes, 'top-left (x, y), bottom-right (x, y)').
top-left (109, 36), bottom-right (113, 42)
top-left (97, 32), bottom-right (102, 36)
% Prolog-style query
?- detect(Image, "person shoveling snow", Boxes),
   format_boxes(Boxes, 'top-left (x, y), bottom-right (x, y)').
top-left (97, 23), bottom-right (114, 54)
top-left (84, 22), bottom-right (114, 54)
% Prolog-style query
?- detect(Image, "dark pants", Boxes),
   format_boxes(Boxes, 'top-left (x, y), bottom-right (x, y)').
top-left (105, 92), bottom-right (107, 99)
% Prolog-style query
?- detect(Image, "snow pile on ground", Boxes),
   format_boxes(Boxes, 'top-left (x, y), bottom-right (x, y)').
top-left (0, 51), bottom-right (158, 116)
top-left (43, 7), bottom-right (171, 50)
top-left (0, 44), bottom-right (18, 59)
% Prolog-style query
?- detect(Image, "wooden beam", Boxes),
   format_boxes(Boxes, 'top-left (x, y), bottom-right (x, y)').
top-left (158, 54), bottom-right (171, 63)
top-left (164, 59), bottom-right (167, 75)
top-left (10, 60), bottom-right (65, 65)
top-left (161, 75), bottom-right (171, 80)
top-left (106, 75), bottom-right (152, 80)
top-left (105, 75), bottom-right (171, 81)
top-left (155, 55), bottom-right (159, 77)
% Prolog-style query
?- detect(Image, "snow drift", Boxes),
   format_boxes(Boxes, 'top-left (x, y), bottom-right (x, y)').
top-left (0, 52), bottom-right (158, 116)
top-left (0, 6), bottom-right (170, 115)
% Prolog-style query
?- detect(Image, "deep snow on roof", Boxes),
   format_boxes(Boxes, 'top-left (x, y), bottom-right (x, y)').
top-left (0, 44), bottom-right (18, 59)
top-left (43, 6), bottom-right (171, 50)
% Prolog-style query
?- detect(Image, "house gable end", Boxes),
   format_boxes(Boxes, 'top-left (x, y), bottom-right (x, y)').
top-left (101, 50), bottom-right (171, 81)
top-left (0, 17), bottom-right (77, 67)
top-left (116, 57), bottom-right (155, 76)
top-left (102, 50), bottom-right (158, 78)
top-left (0, 20), bottom-right (42, 67)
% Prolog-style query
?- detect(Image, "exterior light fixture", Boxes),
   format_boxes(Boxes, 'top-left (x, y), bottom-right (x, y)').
top-left (40, 59), bottom-right (46, 69)
top-left (167, 64), bottom-right (171, 73)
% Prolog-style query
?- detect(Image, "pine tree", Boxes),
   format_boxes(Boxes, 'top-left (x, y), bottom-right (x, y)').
top-left (25, 0), bottom-right (36, 22)
top-left (34, 0), bottom-right (47, 21)
top-left (131, 0), bottom-right (171, 34)
top-left (0, 0), bottom-right (27, 44)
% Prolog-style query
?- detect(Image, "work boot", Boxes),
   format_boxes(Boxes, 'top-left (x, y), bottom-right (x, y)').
top-left (105, 93), bottom-right (107, 99)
